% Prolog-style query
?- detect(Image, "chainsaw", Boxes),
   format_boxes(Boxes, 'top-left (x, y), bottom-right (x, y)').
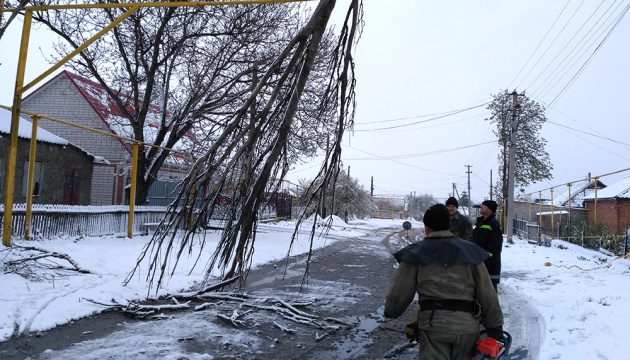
top-left (474, 330), bottom-right (528, 360)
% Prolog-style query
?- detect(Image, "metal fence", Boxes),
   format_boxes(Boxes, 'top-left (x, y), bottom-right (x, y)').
top-left (512, 217), bottom-right (630, 254)
top-left (1, 205), bottom-right (167, 239)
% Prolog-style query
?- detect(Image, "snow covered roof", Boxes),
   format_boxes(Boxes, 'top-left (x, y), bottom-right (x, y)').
top-left (584, 176), bottom-right (630, 200)
top-left (0, 108), bottom-right (109, 164)
top-left (552, 180), bottom-right (606, 207)
top-left (536, 210), bottom-right (569, 216)
top-left (0, 108), bottom-right (68, 145)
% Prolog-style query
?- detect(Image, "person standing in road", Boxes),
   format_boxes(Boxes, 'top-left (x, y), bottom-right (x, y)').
top-left (445, 197), bottom-right (473, 240)
top-left (384, 204), bottom-right (504, 360)
top-left (472, 200), bottom-right (503, 292)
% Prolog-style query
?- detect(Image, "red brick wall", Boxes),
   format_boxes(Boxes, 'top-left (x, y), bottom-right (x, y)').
top-left (585, 199), bottom-right (630, 234)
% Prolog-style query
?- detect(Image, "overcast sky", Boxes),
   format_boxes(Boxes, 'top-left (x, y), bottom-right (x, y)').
top-left (289, 0), bottom-right (630, 204)
top-left (1, 1), bottom-right (629, 204)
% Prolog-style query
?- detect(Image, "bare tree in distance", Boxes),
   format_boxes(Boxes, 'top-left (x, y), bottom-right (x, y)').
top-left (406, 193), bottom-right (439, 221)
top-left (298, 170), bottom-right (376, 220)
top-left (31, 0), bottom-right (338, 205)
top-left (122, 0), bottom-right (363, 294)
top-left (486, 90), bottom-right (553, 206)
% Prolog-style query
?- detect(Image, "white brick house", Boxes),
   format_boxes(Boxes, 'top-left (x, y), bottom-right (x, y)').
top-left (21, 71), bottom-right (191, 205)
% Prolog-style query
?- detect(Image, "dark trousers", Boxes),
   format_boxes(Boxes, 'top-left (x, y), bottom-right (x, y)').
top-left (417, 329), bottom-right (478, 360)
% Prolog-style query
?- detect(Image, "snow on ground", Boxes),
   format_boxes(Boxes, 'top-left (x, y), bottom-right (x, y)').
top-left (501, 237), bottom-right (630, 359)
top-left (1, 216), bottom-right (629, 359)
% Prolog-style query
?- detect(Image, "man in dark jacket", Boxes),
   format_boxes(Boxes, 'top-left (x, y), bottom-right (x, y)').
top-left (472, 200), bottom-right (503, 291)
top-left (446, 197), bottom-right (473, 240)
top-left (384, 204), bottom-right (504, 360)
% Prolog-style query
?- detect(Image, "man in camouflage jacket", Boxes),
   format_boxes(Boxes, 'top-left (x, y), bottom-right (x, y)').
top-left (446, 197), bottom-right (473, 240)
top-left (384, 204), bottom-right (504, 360)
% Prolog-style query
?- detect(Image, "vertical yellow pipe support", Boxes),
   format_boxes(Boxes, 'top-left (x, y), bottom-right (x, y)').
top-left (528, 194), bottom-right (532, 222)
top-left (25, 115), bottom-right (40, 240)
top-left (538, 192), bottom-right (542, 240)
top-left (3, 9), bottom-right (33, 247)
top-left (550, 188), bottom-right (554, 237)
top-left (594, 177), bottom-right (598, 222)
top-left (567, 183), bottom-right (572, 238)
top-left (127, 143), bottom-right (139, 238)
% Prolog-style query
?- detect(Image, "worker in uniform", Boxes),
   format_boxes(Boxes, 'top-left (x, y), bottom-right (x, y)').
top-left (384, 204), bottom-right (504, 360)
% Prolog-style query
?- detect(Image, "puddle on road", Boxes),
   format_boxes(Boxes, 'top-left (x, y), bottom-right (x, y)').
top-left (356, 315), bottom-right (379, 332)
top-left (317, 306), bottom-right (385, 359)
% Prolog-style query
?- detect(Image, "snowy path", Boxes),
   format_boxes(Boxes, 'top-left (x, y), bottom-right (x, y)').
top-left (500, 283), bottom-right (543, 359)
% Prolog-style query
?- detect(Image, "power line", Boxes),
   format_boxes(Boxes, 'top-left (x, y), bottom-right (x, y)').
top-left (547, 3), bottom-right (630, 107)
top-left (530, 0), bottom-right (612, 97)
top-left (353, 103), bottom-right (489, 131)
top-left (353, 113), bottom-right (487, 133)
top-left (342, 145), bottom-right (463, 177)
top-left (508, 0), bottom-right (572, 90)
top-left (519, 0), bottom-right (588, 90)
top-left (548, 121), bottom-right (630, 148)
top-left (534, 0), bottom-right (625, 100)
top-left (343, 141), bottom-right (496, 161)
top-left (356, 100), bottom-right (490, 125)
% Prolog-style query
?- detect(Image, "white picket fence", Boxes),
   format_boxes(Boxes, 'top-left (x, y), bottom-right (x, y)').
top-left (1, 205), bottom-right (168, 238)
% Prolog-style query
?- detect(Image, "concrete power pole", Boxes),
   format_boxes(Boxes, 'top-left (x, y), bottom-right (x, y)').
top-left (370, 176), bottom-right (374, 198)
top-left (466, 165), bottom-right (472, 217)
top-left (506, 91), bottom-right (520, 243)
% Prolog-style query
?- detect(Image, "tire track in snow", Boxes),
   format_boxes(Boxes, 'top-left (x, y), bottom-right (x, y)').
top-left (500, 282), bottom-right (544, 359)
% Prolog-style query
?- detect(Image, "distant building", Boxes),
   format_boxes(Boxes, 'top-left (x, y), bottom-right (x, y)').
top-left (584, 177), bottom-right (630, 234)
top-left (0, 108), bottom-right (106, 205)
top-left (552, 179), bottom-right (607, 208)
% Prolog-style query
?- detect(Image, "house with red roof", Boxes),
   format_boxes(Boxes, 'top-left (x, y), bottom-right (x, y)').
top-left (21, 71), bottom-right (192, 206)
top-left (584, 177), bottom-right (630, 234)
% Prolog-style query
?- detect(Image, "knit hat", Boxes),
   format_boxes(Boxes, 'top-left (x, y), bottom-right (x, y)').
top-left (422, 204), bottom-right (451, 231)
top-left (445, 197), bottom-right (458, 208)
top-left (482, 200), bottom-right (498, 214)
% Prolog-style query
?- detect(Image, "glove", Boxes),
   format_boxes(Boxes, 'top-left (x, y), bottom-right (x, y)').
top-left (405, 318), bottom-right (419, 343)
top-left (485, 326), bottom-right (505, 343)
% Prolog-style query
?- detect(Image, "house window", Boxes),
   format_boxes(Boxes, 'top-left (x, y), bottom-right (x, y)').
top-left (22, 161), bottom-right (43, 197)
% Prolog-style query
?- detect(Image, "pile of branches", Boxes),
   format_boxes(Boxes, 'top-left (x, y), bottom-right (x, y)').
top-left (1, 245), bottom-right (91, 282)
top-left (84, 291), bottom-right (350, 341)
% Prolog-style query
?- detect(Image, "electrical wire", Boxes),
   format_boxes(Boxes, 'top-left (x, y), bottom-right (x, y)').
top-left (353, 103), bottom-right (489, 131)
top-left (519, 0), bottom-right (588, 90)
top-left (547, 3), bottom-right (630, 107)
top-left (508, 0), bottom-right (573, 90)
top-left (524, 0), bottom-right (597, 91)
top-left (535, 0), bottom-right (625, 100)
top-left (341, 145), bottom-right (462, 177)
top-left (548, 121), bottom-right (630, 148)
top-left (530, 0), bottom-right (614, 97)
top-left (356, 100), bottom-right (490, 125)
top-left (343, 141), bottom-right (496, 161)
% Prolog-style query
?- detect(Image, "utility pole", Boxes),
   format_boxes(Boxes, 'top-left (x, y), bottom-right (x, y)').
top-left (489, 169), bottom-right (493, 200)
top-left (370, 176), bottom-right (374, 198)
top-left (466, 165), bottom-right (472, 217)
top-left (506, 91), bottom-right (520, 243)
